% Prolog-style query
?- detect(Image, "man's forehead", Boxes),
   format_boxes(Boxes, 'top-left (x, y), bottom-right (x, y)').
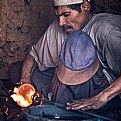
top-left (55, 6), bottom-right (71, 15)
top-left (56, 6), bottom-right (70, 10)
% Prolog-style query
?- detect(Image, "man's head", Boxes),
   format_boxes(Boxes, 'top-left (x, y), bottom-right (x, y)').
top-left (53, 0), bottom-right (95, 33)
top-left (57, 31), bottom-right (99, 85)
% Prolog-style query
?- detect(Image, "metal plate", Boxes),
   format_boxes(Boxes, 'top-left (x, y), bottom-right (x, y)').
top-left (23, 104), bottom-right (96, 121)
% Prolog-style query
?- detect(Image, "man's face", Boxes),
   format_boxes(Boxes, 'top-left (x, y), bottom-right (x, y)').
top-left (55, 5), bottom-right (87, 33)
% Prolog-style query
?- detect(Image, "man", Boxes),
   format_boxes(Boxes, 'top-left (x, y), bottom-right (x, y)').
top-left (9, 0), bottom-right (121, 110)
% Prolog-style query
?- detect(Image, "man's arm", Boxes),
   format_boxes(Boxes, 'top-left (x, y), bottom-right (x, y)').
top-left (20, 53), bottom-right (35, 83)
top-left (66, 76), bottom-right (121, 110)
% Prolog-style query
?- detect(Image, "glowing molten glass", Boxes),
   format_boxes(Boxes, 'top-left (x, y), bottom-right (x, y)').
top-left (11, 84), bottom-right (36, 108)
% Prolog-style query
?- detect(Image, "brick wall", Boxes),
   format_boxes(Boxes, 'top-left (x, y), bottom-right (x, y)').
top-left (0, 0), bottom-right (55, 79)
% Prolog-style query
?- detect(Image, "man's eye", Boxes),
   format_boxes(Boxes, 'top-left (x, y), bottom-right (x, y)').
top-left (64, 13), bottom-right (69, 17)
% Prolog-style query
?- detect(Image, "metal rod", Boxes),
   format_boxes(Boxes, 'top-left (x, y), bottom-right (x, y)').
top-left (77, 110), bottom-right (119, 121)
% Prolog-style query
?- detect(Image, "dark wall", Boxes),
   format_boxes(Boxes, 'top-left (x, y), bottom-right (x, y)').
top-left (94, 0), bottom-right (121, 15)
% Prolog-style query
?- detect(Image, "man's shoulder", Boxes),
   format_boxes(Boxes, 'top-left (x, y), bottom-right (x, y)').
top-left (92, 13), bottom-right (121, 26)
top-left (47, 19), bottom-right (66, 34)
top-left (47, 19), bottom-right (59, 29)
top-left (86, 13), bottom-right (121, 34)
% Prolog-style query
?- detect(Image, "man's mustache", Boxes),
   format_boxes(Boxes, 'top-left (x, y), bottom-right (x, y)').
top-left (63, 25), bottom-right (73, 30)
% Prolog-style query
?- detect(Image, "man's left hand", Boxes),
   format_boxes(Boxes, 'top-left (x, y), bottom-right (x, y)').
top-left (66, 93), bottom-right (108, 110)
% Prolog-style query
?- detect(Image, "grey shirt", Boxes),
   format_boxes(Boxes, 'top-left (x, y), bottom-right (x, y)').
top-left (30, 13), bottom-right (121, 83)
top-left (30, 19), bottom-right (67, 71)
top-left (83, 13), bottom-right (121, 83)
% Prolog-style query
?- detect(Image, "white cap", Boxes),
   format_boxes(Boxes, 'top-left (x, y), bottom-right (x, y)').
top-left (53, 0), bottom-right (90, 6)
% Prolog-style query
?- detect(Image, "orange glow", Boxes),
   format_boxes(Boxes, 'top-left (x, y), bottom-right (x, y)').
top-left (11, 84), bottom-right (36, 108)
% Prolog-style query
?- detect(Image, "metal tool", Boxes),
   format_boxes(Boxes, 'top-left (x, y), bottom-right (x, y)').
top-left (36, 97), bottom-right (120, 121)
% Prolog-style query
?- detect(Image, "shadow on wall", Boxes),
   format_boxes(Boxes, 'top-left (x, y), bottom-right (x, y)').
top-left (94, 0), bottom-right (121, 15)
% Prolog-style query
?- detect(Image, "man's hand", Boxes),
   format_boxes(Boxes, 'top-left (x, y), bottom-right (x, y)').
top-left (66, 76), bottom-right (121, 111)
top-left (20, 72), bottom-right (31, 84)
top-left (20, 54), bottom-right (34, 84)
top-left (66, 92), bottom-right (108, 110)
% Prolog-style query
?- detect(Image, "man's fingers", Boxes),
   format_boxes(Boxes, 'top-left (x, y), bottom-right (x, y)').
top-left (66, 103), bottom-right (93, 110)
top-left (67, 99), bottom-right (89, 105)
top-left (66, 102), bottom-right (81, 110)
top-left (66, 98), bottom-right (100, 110)
top-left (66, 101), bottom-right (92, 110)
top-left (81, 105), bottom-right (92, 110)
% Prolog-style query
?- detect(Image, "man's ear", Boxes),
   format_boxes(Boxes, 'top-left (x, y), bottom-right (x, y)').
top-left (80, 0), bottom-right (91, 13)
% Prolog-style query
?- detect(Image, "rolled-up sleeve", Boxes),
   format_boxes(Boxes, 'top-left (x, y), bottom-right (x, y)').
top-left (29, 19), bottom-right (67, 71)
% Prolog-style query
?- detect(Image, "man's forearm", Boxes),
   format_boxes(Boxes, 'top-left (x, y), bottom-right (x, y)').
top-left (102, 76), bottom-right (121, 102)
top-left (21, 54), bottom-right (35, 83)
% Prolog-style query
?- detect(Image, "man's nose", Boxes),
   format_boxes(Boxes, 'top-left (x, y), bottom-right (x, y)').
top-left (59, 16), bottom-right (66, 26)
